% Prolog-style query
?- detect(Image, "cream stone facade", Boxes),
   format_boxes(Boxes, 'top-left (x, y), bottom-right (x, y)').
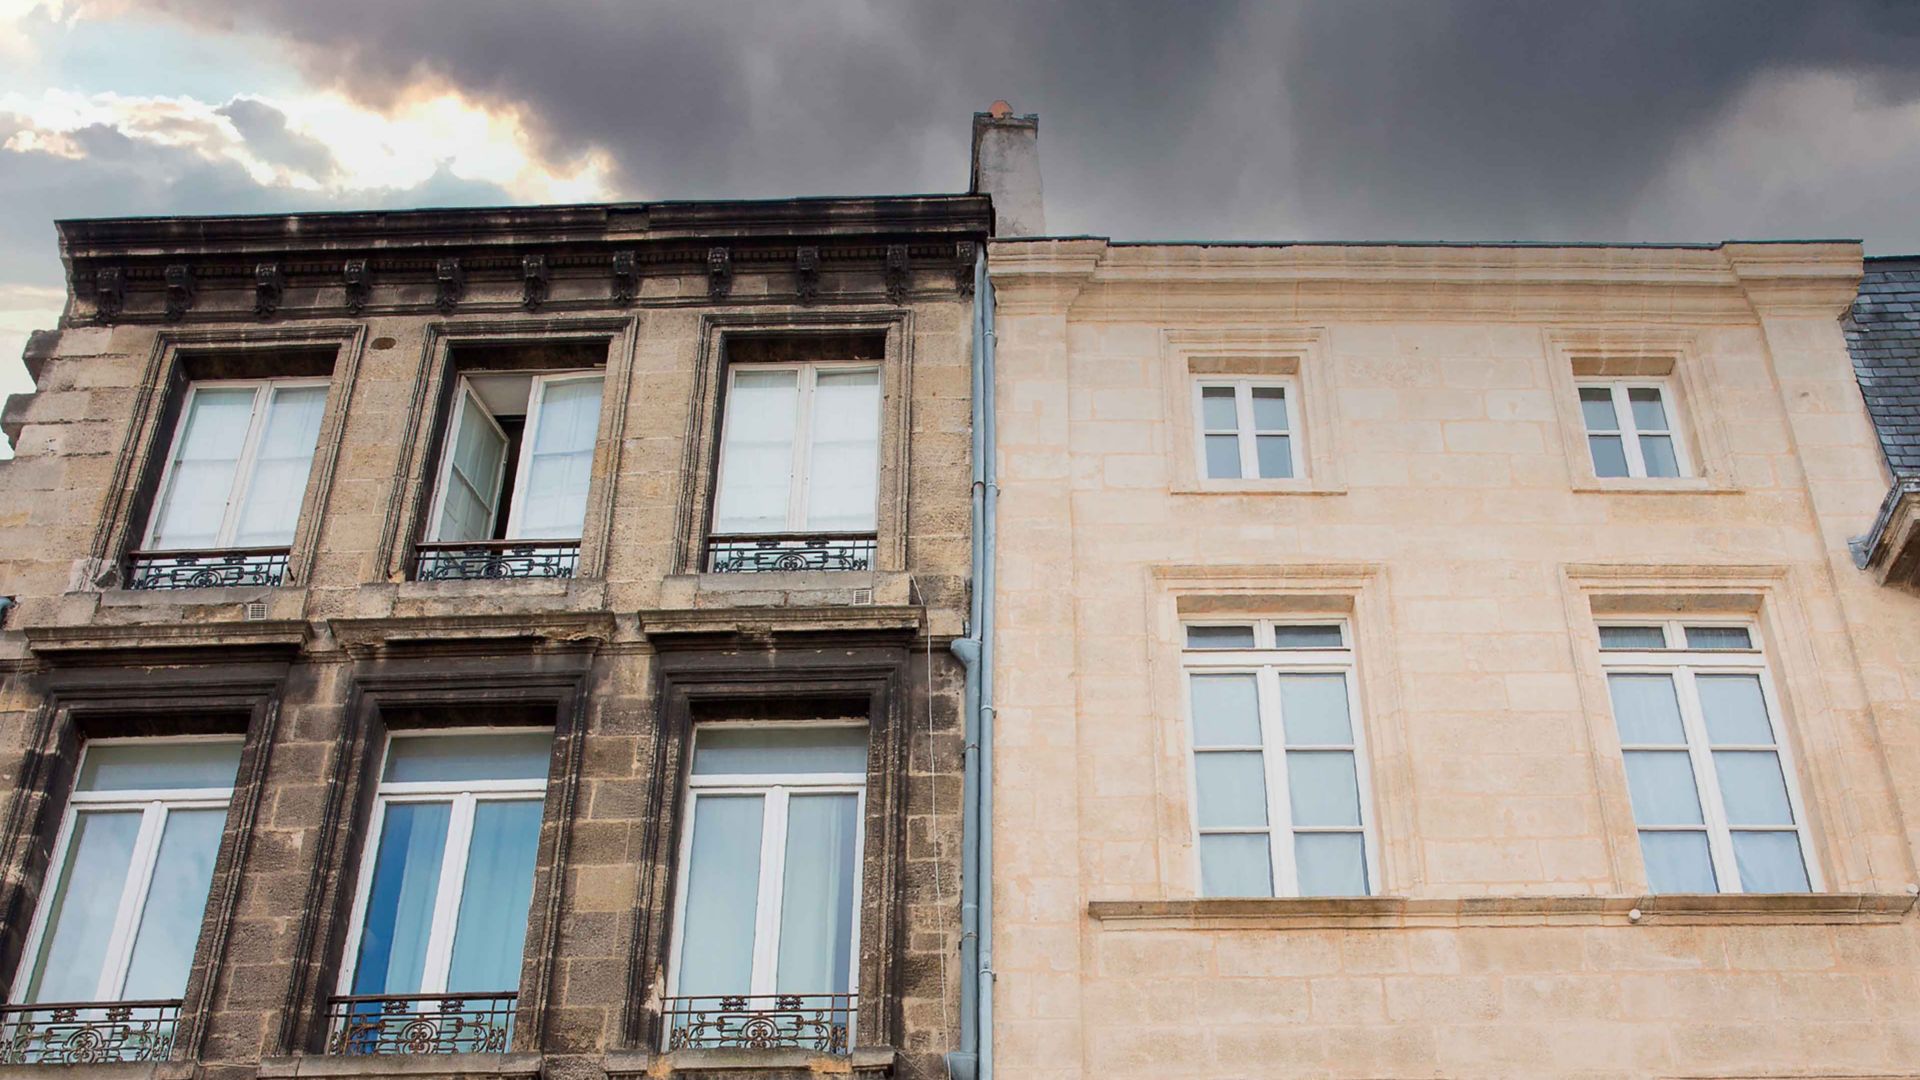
top-left (986, 238), bottom-right (1920, 1079)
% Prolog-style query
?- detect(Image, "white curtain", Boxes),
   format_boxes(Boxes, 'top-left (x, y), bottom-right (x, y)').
top-left (25, 810), bottom-right (142, 1002)
top-left (775, 793), bottom-right (859, 995)
top-left (149, 388), bottom-right (255, 549)
top-left (515, 377), bottom-right (603, 539)
top-left (803, 370), bottom-right (880, 531)
top-left (434, 391), bottom-right (508, 542)
top-left (232, 386), bottom-right (326, 547)
top-left (676, 795), bottom-right (764, 997)
top-left (446, 800), bottom-right (542, 992)
top-left (714, 370), bottom-right (799, 534)
top-left (120, 808), bottom-right (225, 998)
top-left (351, 802), bottom-right (451, 995)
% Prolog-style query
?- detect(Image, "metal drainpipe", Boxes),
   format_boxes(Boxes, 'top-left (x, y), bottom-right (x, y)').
top-left (948, 247), bottom-right (995, 1080)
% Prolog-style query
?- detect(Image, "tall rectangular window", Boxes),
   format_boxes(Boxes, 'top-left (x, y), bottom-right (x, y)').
top-left (665, 725), bottom-right (866, 1053)
top-left (1193, 379), bottom-right (1297, 480)
top-left (1578, 381), bottom-right (1688, 479)
top-left (1599, 620), bottom-right (1817, 894)
top-left (1182, 621), bottom-right (1374, 897)
top-left (6, 738), bottom-right (240, 1062)
top-left (331, 731), bottom-right (551, 1056)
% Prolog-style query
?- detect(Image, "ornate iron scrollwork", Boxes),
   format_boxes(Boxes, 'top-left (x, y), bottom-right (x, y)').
top-left (128, 548), bottom-right (290, 590)
top-left (414, 540), bottom-right (580, 581)
top-left (662, 993), bottom-right (853, 1054)
top-left (706, 535), bottom-right (876, 573)
top-left (0, 1000), bottom-right (181, 1065)
top-left (325, 993), bottom-right (515, 1056)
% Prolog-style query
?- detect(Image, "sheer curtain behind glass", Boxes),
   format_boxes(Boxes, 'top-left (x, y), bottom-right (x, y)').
top-left (714, 370), bottom-right (799, 534)
top-left (149, 389), bottom-right (255, 550)
top-left (516, 377), bottom-right (603, 539)
top-left (804, 370), bottom-right (879, 532)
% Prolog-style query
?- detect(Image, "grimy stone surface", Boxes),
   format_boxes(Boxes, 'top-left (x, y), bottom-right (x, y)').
top-left (987, 237), bottom-right (1920, 1079)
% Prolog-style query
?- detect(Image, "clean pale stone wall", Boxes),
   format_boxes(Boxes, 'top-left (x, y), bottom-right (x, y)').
top-left (989, 239), bottom-right (1920, 1079)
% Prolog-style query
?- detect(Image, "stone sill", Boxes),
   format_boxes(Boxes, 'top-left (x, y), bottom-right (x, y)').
top-left (639, 603), bottom-right (923, 639)
top-left (1171, 480), bottom-right (1348, 497)
top-left (24, 618), bottom-right (311, 657)
top-left (97, 584), bottom-right (289, 607)
top-left (657, 569), bottom-right (912, 612)
top-left (604, 1046), bottom-right (895, 1077)
top-left (257, 1052), bottom-right (541, 1080)
top-left (1087, 892), bottom-right (1918, 930)
top-left (1569, 476), bottom-right (1739, 495)
top-left (0, 1063), bottom-right (194, 1080)
top-left (328, 611), bottom-right (618, 651)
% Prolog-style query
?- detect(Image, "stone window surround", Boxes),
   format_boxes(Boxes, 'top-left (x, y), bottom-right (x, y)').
top-left (87, 325), bottom-right (369, 591)
top-left (1160, 328), bottom-right (1345, 495)
top-left (273, 648), bottom-right (592, 1057)
top-left (0, 655), bottom-right (290, 1064)
top-left (1546, 328), bottom-right (1738, 494)
top-left (670, 310), bottom-right (914, 576)
top-left (1558, 562), bottom-right (1871, 896)
top-left (1145, 563), bottom-right (1414, 898)
top-left (626, 633), bottom-right (913, 1056)
top-left (373, 315), bottom-right (638, 584)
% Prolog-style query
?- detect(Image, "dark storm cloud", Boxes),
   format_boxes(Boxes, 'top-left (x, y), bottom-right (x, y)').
top-left (85, 0), bottom-right (1920, 248)
top-left (216, 97), bottom-right (340, 182)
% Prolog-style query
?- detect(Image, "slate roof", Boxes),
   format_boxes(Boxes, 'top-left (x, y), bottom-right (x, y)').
top-left (1847, 256), bottom-right (1920, 477)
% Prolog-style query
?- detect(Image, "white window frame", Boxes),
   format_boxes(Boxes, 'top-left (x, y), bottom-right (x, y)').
top-left (1576, 379), bottom-right (1691, 480)
top-left (664, 722), bottom-right (868, 1023)
top-left (1597, 617), bottom-right (1821, 893)
top-left (710, 361), bottom-right (883, 536)
top-left (142, 378), bottom-right (330, 552)
top-left (334, 730), bottom-right (551, 998)
top-left (425, 370), bottom-right (604, 543)
top-left (1180, 619), bottom-right (1378, 897)
top-left (9, 736), bottom-right (241, 1005)
top-left (1191, 378), bottom-right (1302, 482)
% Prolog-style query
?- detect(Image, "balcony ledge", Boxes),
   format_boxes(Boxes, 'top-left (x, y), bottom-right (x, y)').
top-left (1087, 892), bottom-right (1917, 931)
top-left (604, 1046), bottom-right (894, 1077)
top-left (257, 1052), bottom-right (541, 1080)
top-left (0, 1064), bottom-right (194, 1080)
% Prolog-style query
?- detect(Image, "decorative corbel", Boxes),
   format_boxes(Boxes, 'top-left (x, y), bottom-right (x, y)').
top-left (254, 263), bottom-right (285, 318)
top-left (435, 258), bottom-right (464, 314)
top-left (91, 268), bottom-right (126, 324)
top-left (521, 254), bottom-right (549, 311)
top-left (343, 259), bottom-right (371, 314)
top-left (884, 244), bottom-right (910, 304)
top-left (707, 246), bottom-right (733, 300)
top-left (796, 246), bottom-right (821, 304)
top-left (164, 264), bottom-right (195, 322)
top-left (955, 241), bottom-right (978, 297)
top-left (611, 250), bottom-right (637, 305)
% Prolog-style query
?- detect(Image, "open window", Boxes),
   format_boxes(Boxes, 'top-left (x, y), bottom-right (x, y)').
top-left (416, 370), bottom-right (604, 581)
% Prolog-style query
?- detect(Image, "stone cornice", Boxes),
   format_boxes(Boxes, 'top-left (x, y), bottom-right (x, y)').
top-left (1088, 892), bottom-right (1916, 931)
top-left (22, 619), bottom-right (311, 659)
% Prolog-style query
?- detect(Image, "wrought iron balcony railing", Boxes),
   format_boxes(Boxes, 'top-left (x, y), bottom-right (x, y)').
top-left (128, 547), bottom-right (289, 589)
top-left (413, 540), bottom-right (580, 581)
top-left (661, 993), bottom-right (854, 1054)
top-left (0, 999), bottom-right (181, 1064)
top-left (706, 534), bottom-right (877, 574)
top-left (325, 992), bottom-right (516, 1056)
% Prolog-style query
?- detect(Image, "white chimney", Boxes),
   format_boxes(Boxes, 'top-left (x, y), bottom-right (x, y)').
top-left (970, 101), bottom-right (1044, 237)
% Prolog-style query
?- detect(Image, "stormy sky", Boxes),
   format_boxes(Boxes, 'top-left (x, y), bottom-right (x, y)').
top-left (4, 1), bottom-right (1920, 450)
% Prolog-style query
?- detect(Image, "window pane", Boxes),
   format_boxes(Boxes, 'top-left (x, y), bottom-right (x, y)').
top-left (1732, 832), bottom-right (1810, 893)
top-left (1294, 833), bottom-right (1368, 897)
top-left (1640, 435), bottom-right (1680, 478)
top-left (776, 793), bottom-right (860, 995)
top-left (1277, 674), bottom-right (1352, 745)
top-left (150, 388), bottom-right (256, 550)
top-left (25, 810), bottom-right (141, 1002)
top-left (1250, 387), bottom-right (1288, 431)
top-left (1628, 388), bottom-right (1669, 431)
top-left (1622, 751), bottom-right (1704, 825)
top-left (1684, 626), bottom-right (1752, 651)
top-left (79, 741), bottom-right (243, 792)
top-left (1193, 752), bottom-right (1268, 828)
top-left (803, 369), bottom-right (881, 532)
top-left (1588, 435), bottom-right (1629, 477)
top-left (435, 395), bottom-right (508, 542)
top-left (446, 799), bottom-right (542, 993)
top-left (1607, 674), bottom-right (1685, 745)
top-left (384, 733), bottom-right (553, 783)
top-left (1255, 435), bottom-right (1293, 479)
top-left (1598, 625), bottom-right (1666, 650)
top-left (1185, 625), bottom-right (1255, 649)
top-left (1639, 830), bottom-right (1717, 894)
top-left (1286, 751), bottom-right (1362, 827)
top-left (121, 808), bottom-right (226, 999)
top-left (1199, 386), bottom-right (1237, 430)
top-left (692, 726), bottom-right (868, 776)
top-left (1579, 388), bottom-right (1618, 431)
top-left (232, 386), bottom-right (327, 547)
top-left (516, 377), bottom-right (603, 539)
top-left (1198, 833), bottom-right (1272, 898)
top-left (1696, 674), bottom-right (1773, 745)
top-left (1713, 751), bottom-right (1794, 826)
top-left (1188, 674), bottom-right (1261, 747)
top-left (1272, 625), bottom-right (1344, 649)
top-left (1203, 434), bottom-right (1241, 479)
top-left (675, 795), bottom-right (764, 997)
top-left (714, 369), bottom-right (800, 534)
top-left (350, 801), bottom-right (451, 995)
